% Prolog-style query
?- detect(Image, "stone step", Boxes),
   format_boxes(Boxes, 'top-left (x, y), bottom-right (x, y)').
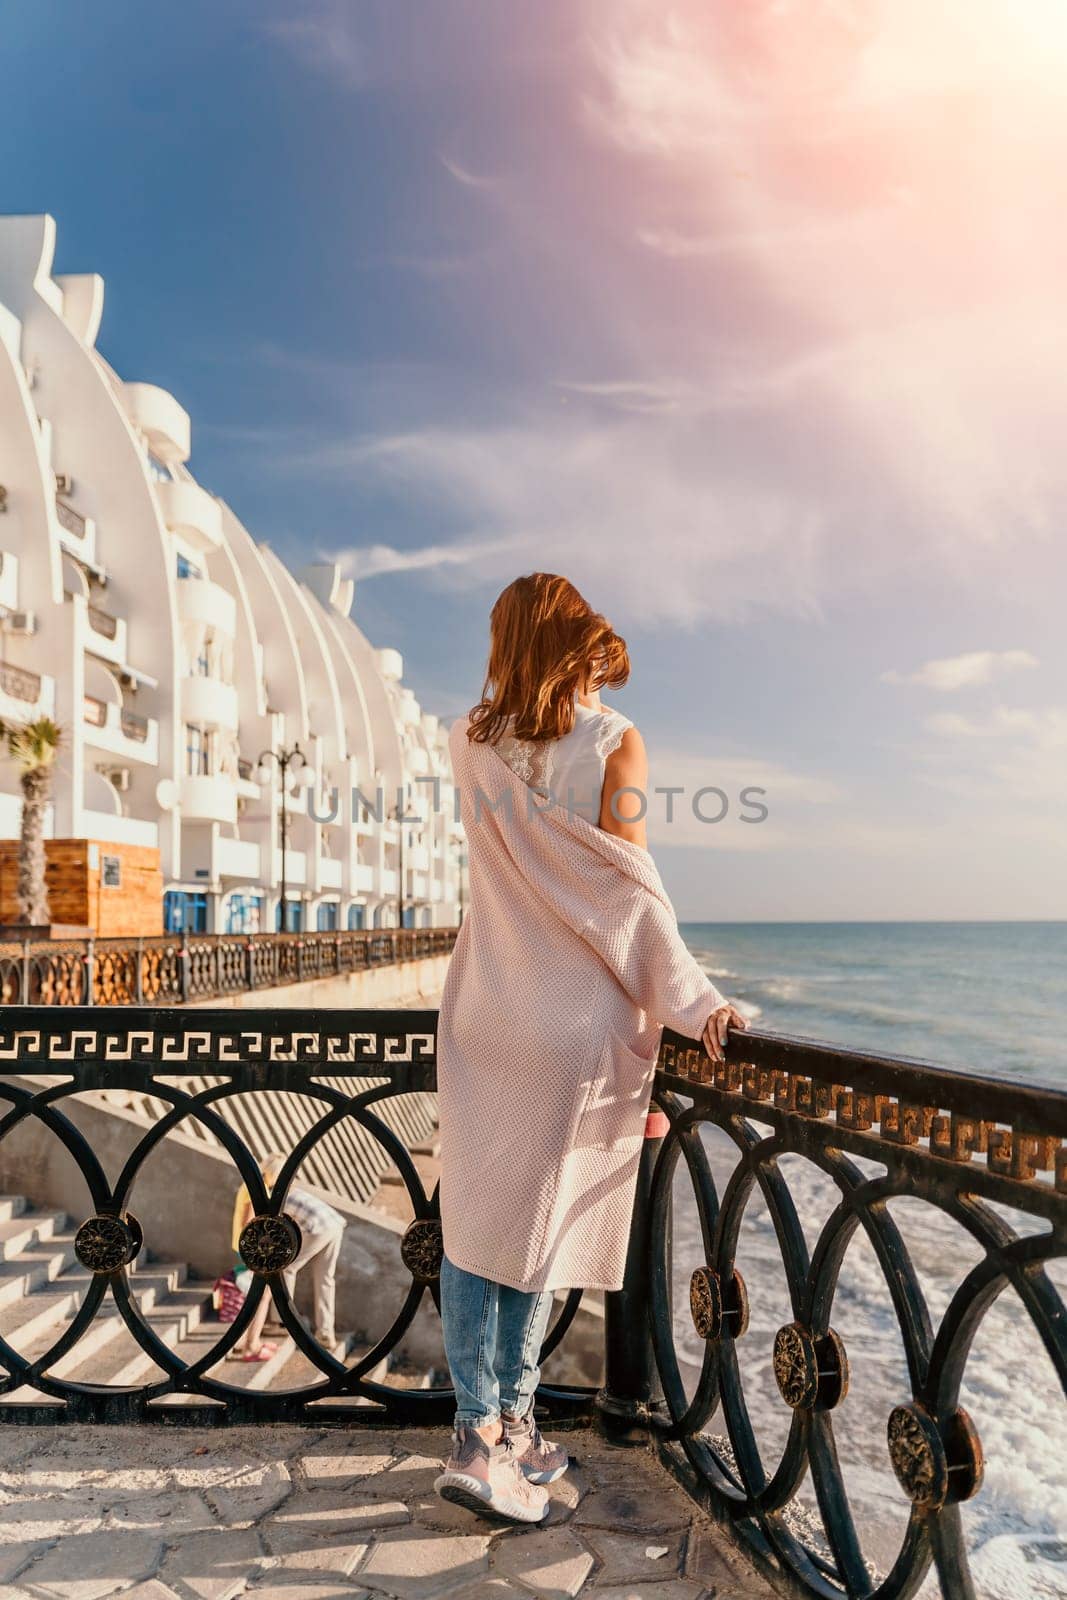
top-left (0, 1233), bottom-right (80, 1310)
top-left (0, 1208), bottom-right (67, 1263)
top-left (57, 1275), bottom-right (212, 1388)
top-left (2, 1263), bottom-right (190, 1388)
top-left (0, 1195), bottom-right (29, 1224)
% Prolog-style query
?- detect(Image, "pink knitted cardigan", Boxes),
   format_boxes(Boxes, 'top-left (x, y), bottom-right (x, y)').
top-left (437, 719), bottom-right (725, 1293)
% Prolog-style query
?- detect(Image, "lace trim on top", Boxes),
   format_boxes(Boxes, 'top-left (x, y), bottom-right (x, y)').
top-left (492, 707), bottom-right (632, 800)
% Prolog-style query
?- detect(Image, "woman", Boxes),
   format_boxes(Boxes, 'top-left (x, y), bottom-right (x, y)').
top-left (433, 573), bottom-right (747, 1524)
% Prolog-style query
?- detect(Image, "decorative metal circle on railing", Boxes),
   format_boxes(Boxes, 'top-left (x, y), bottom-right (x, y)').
top-left (772, 1322), bottom-right (849, 1412)
top-left (689, 1265), bottom-right (748, 1342)
top-left (887, 1402), bottom-right (984, 1510)
top-left (74, 1212), bottom-right (142, 1273)
top-left (238, 1214), bottom-right (302, 1274)
top-left (400, 1217), bottom-right (444, 1283)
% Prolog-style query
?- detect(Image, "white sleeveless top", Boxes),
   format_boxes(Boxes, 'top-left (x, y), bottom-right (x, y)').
top-left (492, 702), bottom-right (634, 825)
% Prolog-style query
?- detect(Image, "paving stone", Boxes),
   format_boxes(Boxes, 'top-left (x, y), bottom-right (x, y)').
top-left (446, 1581), bottom-right (532, 1599)
top-left (359, 1451), bottom-right (444, 1502)
top-left (591, 1584), bottom-right (706, 1600)
top-left (297, 1431), bottom-right (398, 1486)
top-left (206, 1462), bottom-right (292, 1526)
top-left (0, 1539), bottom-right (48, 1586)
top-left (158, 1527), bottom-right (266, 1600)
top-left (19, 1528), bottom-right (163, 1598)
top-left (248, 1533), bottom-right (372, 1598)
top-left (490, 1526), bottom-right (594, 1598)
top-left (105, 1489), bottom-right (216, 1533)
top-left (354, 1526), bottom-right (490, 1599)
top-left (167, 1434), bottom-right (311, 1490)
top-left (683, 1523), bottom-right (776, 1596)
top-left (296, 1447), bottom-right (398, 1487)
top-left (122, 1585), bottom-right (183, 1600)
top-left (543, 1462), bottom-right (593, 1525)
top-left (573, 1482), bottom-right (692, 1537)
top-left (407, 1492), bottom-right (512, 1539)
top-left (270, 1488), bottom-right (411, 1540)
top-left (584, 1528), bottom-right (684, 1585)
top-left (0, 1495), bottom-right (103, 1541)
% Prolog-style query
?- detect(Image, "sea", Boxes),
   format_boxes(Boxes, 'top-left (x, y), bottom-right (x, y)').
top-left (670, 922), bottom-right (1067, 1600)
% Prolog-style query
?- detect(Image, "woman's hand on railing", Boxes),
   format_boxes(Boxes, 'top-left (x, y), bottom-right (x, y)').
top-left (702, 1003), bottom-right (748, 1064)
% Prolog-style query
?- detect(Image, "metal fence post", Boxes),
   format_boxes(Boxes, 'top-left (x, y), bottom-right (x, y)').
top-left (596, 1112), bottom-right (667, 1444)
top-left (180, 934), bottom-right (190, 1004)
top-left (85, 938), bottom-right (95, 1006)
top-left (133, 937), bottom-right (143, 1005)
top-left (20, 939), bottom-right (30, 1005)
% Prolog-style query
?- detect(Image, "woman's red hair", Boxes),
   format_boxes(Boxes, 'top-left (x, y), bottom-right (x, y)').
top-left (467, 573), bottom-right (629, 745)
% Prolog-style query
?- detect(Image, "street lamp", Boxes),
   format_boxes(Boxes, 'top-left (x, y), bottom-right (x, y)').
top-left (255, 743), bottom-right (313, 932)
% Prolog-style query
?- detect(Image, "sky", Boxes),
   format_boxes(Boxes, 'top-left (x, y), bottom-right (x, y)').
top-left (3, 0), bottom-right (1065, 919)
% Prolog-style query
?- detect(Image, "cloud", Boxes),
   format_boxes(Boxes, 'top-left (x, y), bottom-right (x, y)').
top-left (883, 650), bottom-right (1039, 691)
top-left (265, 4), bottom-right (366, 88)
top-left (328, 537), bottom-right (515, 580)
top-left (440, 154), bottom-right (498, 190)
top-left (576, 0), bottom-right (1067, 564)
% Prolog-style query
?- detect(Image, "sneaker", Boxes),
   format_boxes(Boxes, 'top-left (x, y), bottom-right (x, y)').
top-left (434, 1424), bottom-right (550, 1525)
top-left (502, 1407), bottom-right (571, 1484)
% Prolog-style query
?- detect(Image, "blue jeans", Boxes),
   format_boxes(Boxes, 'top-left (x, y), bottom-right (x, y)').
top-left (439, 1253), bottom-right (555, 1427)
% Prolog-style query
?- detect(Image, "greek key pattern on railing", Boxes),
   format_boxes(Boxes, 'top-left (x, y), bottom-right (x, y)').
top-left (0, 1008), bottom-right (587, 1429)
top-left (0, 928), bottom-right (458, 1007)
top-left (650, 1026), bottom-right (1067, 1600)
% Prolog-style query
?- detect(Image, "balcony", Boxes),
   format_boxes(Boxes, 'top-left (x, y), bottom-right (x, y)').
top-left (82, 696), bottom-right (159, 764)
top-left (79, 809), bottom-right (159, 849)
top-left (0, 661), bottom-right (43, 708)
top-left (55, 498), bottom-right (86, 540)
top-left (123, 382), bottom-right (191, 464)
top-left (318, 856), bottom-right (343, 890)
top-left (177, 574), bottom-right (236, 637)
top-left (84, 603), bottom-right (127, 666)
top-left (352, 861), bottom-right (375, 892)
top-left (180, 773), bottom-right (237, 824)
top-left (270, 847), bottom-right (307, 885)
top-left (156, 478), bottom-right (223, 553)
top-left (213, 835), bottom-right (262, 881)
top-left (182, 673), bottom-right (239, 732)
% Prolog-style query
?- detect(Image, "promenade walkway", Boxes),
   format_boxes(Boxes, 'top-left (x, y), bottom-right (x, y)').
top-left (0, 1422), bottom-right (774, 1599)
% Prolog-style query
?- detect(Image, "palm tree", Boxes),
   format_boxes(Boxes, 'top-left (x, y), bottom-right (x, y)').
top-left (0, 717), bottom-right (62, 926)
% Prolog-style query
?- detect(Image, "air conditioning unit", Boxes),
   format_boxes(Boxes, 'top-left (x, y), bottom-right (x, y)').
top-left (54, 472), bottom-right (74, 495)
top-left (109, 768), bottom-right (132, 793)
top-left (3, 611), bottom-right (36, 636)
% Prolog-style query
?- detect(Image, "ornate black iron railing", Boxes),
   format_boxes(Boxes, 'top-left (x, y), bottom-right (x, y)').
top-left (0, 927), bottom-right (458, 1006)
top-left (0, 1007), bottom-right (1061, 1600)
top-left (648, 1027), bottom-right (1067, 1600)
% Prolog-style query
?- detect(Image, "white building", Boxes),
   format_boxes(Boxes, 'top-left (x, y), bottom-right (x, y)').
top-left (0, 214), bottom-right (464, 933)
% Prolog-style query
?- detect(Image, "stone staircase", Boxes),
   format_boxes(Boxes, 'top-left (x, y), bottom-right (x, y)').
top-left (0, 1194), bottom-right (424, 1406)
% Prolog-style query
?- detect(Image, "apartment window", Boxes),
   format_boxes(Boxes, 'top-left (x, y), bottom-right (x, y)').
top-left (163, 890), bottom-right (209, 933)
top-left (347, 904), bottom-right (365, 930)
top-left (276, 901), bottom-right (303, 932)
top-left (316, 902), bottom-right (338, 932)
top-left (225, 893), bottom-right (264, 934)
top-left (176, 553), bottom-right (202, 580)
top-left (195, 641), bottom-right (211, 678)
top-left (185, 723), bottom-right (210, 776)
